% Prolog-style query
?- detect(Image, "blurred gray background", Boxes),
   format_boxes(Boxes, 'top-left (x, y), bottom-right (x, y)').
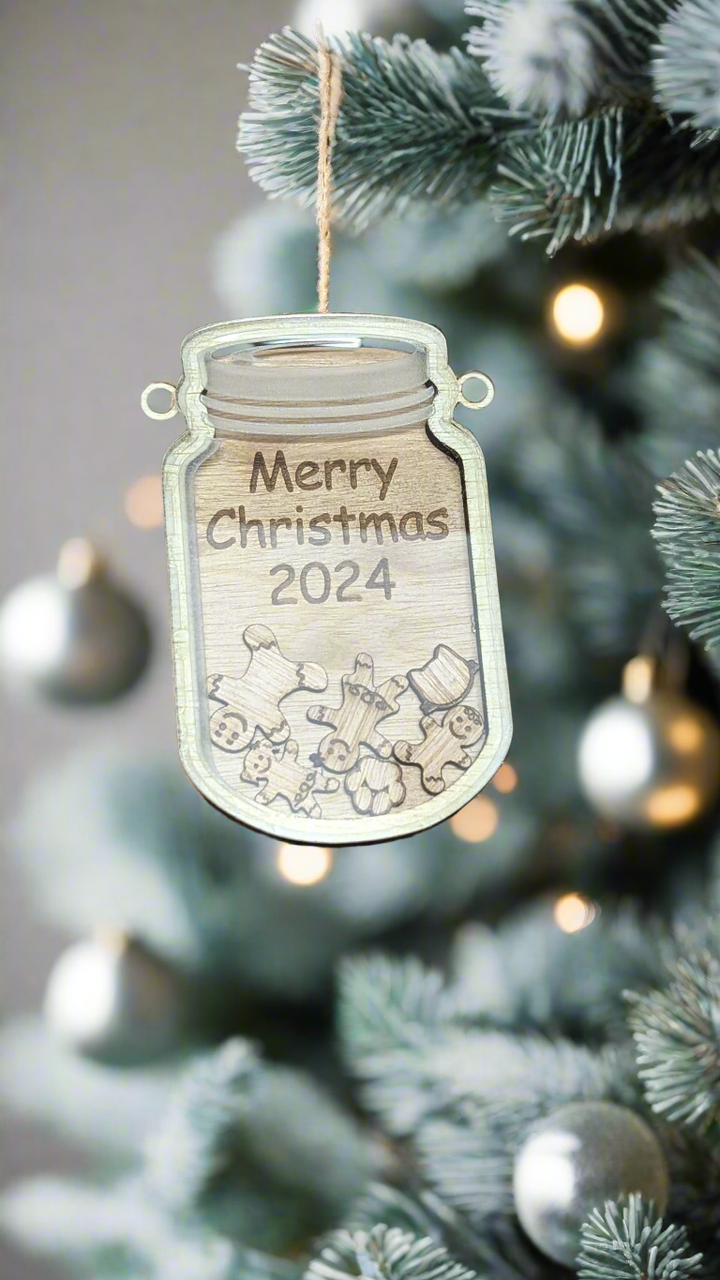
top-left (1, 1), bottom-right (289, 1273)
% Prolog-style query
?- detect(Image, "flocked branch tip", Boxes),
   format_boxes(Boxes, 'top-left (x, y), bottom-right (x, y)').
top-left (467, 0), bottom-right (613, 118)
top-left (467, 0), bottom-right (673, 118)
top-left (307, 1226), bottom-right (478, 1280)
top-left (627, 952), bottom-right (720, 1130)
top-left (143, 1037), bottom-right (257, 1212)
top-left (653, 450), bottom-right (720, 651)
top-left (653, 0), bottom-right (720, 134)
top-left (578, 1194), bottom-right (703, 1280)
top-left (237, 27), bottom-right (505, 229)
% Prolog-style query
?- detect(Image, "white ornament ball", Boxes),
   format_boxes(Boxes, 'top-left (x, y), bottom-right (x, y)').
top-left (513, 1102), bottom-right (669, 1267)
top-left (577, 689), bottom-right (720, 829)
top-left (293, 0), bottom-right (431, 39)
top-left (0, 539), bottom-right (150, 704)
top-left (44, 935), bottom-right (184, 1065)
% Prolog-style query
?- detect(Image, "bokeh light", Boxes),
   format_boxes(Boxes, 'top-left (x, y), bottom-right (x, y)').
top-left (645, 784), bottom-right (702, 827)
top-left (276, 843), bottom-right (333, 885)
top-left (666, 715), bottom-right (705, 754)
top-left (551, 284), bottom-right (605, 346)
top-left (493, 762), bottom-right (518, 794)
top-left (622, 655), bottom-right (654, 705)
top-left (57, 537), bottom-right (100, 588)
top-left (125, 475), bottom-right (164, 529)
top-left (553, 893), bottom-right (598, 933)
top-left (450, 796), bottom-right (499, 843)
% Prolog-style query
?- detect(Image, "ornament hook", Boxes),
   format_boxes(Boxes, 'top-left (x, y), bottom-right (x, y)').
top-left (457, 371), bottom-right (495, 410)
top-left (141, 382), bottom-right (179, 420)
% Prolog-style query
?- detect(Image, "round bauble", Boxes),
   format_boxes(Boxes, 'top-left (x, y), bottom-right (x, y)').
top-left (513, 1101), bottom-right (669, 1267)
top-left (0, 539), bottom-right (150, 704)
top-left (577, 687), bottom-right (720, 830)
top-left (44, 934), bottom-right (185, 1065)
top-left (293, 0), bottom-right (434, 39)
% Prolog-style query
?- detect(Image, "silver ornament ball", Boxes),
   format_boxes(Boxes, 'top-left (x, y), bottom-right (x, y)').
top-left (293, 0), bottom-right (434, 39)
top-left (0, 539), bottom-right (150, 704)
top-left (44, 934), bottom-right (184, 1065)
top-left (578, 686), bottom-right (720, 830)
top-left (513, 1101), bottom-right (669, 1267)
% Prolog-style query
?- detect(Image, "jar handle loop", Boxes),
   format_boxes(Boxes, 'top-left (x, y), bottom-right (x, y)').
top-left (141, 382), bottom-right (179, 420)
top-left (457, 370), bottom-right (495, 411)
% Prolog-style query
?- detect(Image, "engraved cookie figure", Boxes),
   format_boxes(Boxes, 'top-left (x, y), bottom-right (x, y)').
top-left (394, 705), bottom-right (486, 795)
top-left (208, 624), bottom-right (328, 754)
top-left (241, 738), bottom-right (339, 818)
top-left (407, 645), bottom-right (478, 714)
top-left (308, 653), bottom-right (408, 773)
top-left (345, 757), bottom-right (406, 816)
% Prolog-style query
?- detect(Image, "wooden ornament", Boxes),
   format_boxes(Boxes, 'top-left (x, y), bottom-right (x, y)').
top-left (146, 313), bottom-right (512, 845)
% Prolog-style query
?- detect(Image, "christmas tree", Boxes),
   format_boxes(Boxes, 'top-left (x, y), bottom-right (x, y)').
top-left (5, 2), bottom-right (720, 1278)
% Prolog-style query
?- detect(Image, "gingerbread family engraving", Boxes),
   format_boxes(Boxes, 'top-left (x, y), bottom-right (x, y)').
top-left (207, 626), bottom-right (486, 821)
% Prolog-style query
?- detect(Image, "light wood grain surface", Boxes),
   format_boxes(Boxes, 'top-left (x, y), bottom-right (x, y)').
top-left (163, 316), bottom-right (512, 843)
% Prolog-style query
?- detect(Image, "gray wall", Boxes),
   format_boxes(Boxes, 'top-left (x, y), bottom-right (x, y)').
top-left (1, 1), bottom-right (289, 1274)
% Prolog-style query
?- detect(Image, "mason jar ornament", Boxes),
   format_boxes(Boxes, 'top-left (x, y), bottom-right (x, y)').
top-left (142, 34), bottom-right (509, 844)
top-left (143, 314), bottom-right (511, 844)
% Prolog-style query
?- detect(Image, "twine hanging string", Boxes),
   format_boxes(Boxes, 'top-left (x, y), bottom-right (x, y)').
top-left (316, 27), bottom-right (343, 313)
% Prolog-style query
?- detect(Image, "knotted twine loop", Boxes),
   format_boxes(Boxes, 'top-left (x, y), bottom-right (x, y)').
top-left (316, 26), bottom-right (343, 313)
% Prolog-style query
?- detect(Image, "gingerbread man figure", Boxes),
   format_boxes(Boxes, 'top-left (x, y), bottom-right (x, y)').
top-left (241, 738), bottom-right (339, 818)
top-left (393, 704), bottom-right (486, 794)
top-left (208, 624), bottom-right (328, 754)
top-left (307, 653), bottom-right (408, 774)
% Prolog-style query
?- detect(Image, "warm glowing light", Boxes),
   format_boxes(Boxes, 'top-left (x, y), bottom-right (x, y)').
top-left (276, 843), bottom-right (333, 885)
top-left (622, 655), bottom-right (655, 705)
top-left (125, 475), bottom-right (164, 529)
top-left (553, 893), bottom-right (598, 934)
top-left (57, 537), bottom-right (100, 588)
top-left (645, 784), bottom-right (702, 827)
top-left (450, 796), bottom-right (499, 843)
top-left (551, 284), bottom-right (605, 346)
top-left (666, 714), bottom-right (705, 754)
top-left (493, 762), bottom-right (518, 794)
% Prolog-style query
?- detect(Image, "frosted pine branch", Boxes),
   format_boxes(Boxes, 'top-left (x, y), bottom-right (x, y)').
top-left (349, 1185), bottom-right (441, 1240)
top-left (237, 28), bottom-right (506, 229)
top-left (144, 1035), bottom-right (377, 1235)
top-left (307, 1226), bottom-right (477, 1280)
top-left (238, 23), bottom-right (720, 249)
top-left (339, 955), bottom-right (454, 1063)
top-left (416, 1042), bottom-right (634, 1224)
top-left (660, 253), bottom-right (720, 375)
top-left (144, 1038), bottom-right (258, 1213)
top-left (578, 1195), bottom-right (703, 1280)
top-left (467, 0), bottom-right (671, 118)
top-left (492, 107), bottom-right (720, 253)
top-left (0, 1174), bottom-right (301, 1280)
top-left (653, 0), bottom-right (720, 133)
top-left (653, 451), bottom-right (720, 650)
top-left (338, 954), bottom-right (461, 1136)
top-left (627, 952), bottom-right (720, 1130)
top-left (492, 107), bottom-right (625, 253)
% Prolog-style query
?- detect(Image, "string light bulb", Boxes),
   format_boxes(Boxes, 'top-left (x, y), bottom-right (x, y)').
top-left (450, 796), bottom-right (499, 843)
top-left (554, 893), bottom-right (598, 934)
top-left (125, 475), bottom-right (164, 529)
top-left (276, 843), bottom-right (333, 885)
top-left (493, 762), bottom-right (518, 794)
top-left (551, 283), bottom-right (605, 346)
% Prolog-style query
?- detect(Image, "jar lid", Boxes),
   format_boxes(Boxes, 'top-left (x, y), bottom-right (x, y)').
top-left (201, 341), bottom-right (435, 434)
